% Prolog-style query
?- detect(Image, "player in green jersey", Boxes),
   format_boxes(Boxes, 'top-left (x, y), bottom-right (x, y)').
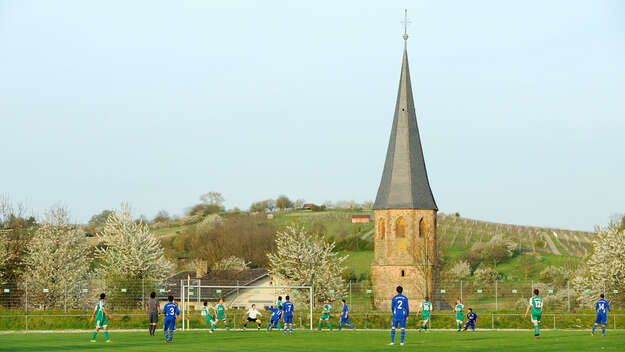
top-left (202, 301), bottom-right (217, 333)
top-left (524, 289), bottom-right (543, 338)
top-left (89, 293), bottom-right (112, 343)
top-left (417, 297), bottom-right (432, 332)
top-left (318, 299), bottom-right (333, 331)
top-left (454, 299), bottom-right (464, 331)
top-left (213, 298), bottom-right (230, 330)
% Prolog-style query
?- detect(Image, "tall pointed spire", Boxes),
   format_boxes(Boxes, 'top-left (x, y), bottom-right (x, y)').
top-left (373, 13), bottom-right (437, 210)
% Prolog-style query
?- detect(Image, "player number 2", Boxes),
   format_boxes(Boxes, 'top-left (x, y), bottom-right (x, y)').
top-left (397, 301), bottom-right (403, 309)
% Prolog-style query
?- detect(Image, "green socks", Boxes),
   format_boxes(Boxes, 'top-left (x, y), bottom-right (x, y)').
top-left (318, 322), bottom-right (332, 330)
top-left (91, 330), bottom-right (97, 340)
top-left (211, 324), bottom-right (215, 331)
top-left (103, 331), bottom-right (109, 341)
top-left (534, 325), bottom-right (539, 336)
top-left (457, 324), bottom-right (460, 330)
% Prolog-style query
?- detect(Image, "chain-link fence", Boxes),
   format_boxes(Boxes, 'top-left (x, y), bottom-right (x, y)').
top-left (1, 279), bottom-right (623, 330)
top-left (346, 280), bottom-right (623, 312)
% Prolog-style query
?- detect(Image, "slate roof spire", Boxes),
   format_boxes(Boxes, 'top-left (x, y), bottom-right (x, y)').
top-left (373, 19), bottom-right (437, 211)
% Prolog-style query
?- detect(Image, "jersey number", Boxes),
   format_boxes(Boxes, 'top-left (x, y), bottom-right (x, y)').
top-left (397, 301), bottom-right (403, 310)
top-left (169, 307), bottom-right (175, 315)
top-left (534, 301), bottom-right (542, 308)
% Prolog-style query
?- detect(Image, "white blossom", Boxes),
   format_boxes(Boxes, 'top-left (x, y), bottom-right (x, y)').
top-left (473, 266), bottom-right (499, 285)
top-left (449, 260), bottom-right (471, 280)
top-left (95, 206), bottom-right (174, 283)
top-left (268, 225), bottom-right (347, 305)
top-left (0, 232), bottom-right (13, 284)
top-left (573, 222), bottom-right (625, 307)
top-left (23, 207), bottom-right (91, 309)
top-left (212, 256), bottom-right (248, 271)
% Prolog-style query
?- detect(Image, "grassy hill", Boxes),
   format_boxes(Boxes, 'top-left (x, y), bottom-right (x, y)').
top-left (266, 210), bottom-right (593, 281)
top-left (153, 209), bottom-right (594, 282)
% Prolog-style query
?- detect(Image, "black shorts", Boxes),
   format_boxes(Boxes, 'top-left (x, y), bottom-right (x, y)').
top-left (247, 317), bottom-right (259, 322)
top-left (148, 311), bottom-right (159, 324)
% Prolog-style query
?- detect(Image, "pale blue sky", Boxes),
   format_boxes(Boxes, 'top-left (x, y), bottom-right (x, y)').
top-left (1, 1), bottom-right (624, 230)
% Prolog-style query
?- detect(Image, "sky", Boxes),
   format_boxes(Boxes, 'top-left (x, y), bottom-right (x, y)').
top-left (1, 1), bottom-right (624, 231)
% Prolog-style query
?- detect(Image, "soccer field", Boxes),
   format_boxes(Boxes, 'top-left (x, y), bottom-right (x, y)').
top-left (0, 330), bottom-right (623, 352)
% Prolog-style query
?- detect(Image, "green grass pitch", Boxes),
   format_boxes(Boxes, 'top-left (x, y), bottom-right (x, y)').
top-left (1, 330), bottom-right (623, 352)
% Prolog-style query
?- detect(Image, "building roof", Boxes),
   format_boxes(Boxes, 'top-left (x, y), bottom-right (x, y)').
top-left (162, 269), bottom-right (269, 300)
top-left (373, 40), bottom-right (437, 211)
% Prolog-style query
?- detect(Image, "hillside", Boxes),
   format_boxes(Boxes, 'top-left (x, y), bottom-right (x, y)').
top-left (154, 209), bottom-right (594, 282)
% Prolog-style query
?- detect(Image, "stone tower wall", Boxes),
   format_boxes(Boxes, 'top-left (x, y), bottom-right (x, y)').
top-left (371, 209), bottom-right (439, 310)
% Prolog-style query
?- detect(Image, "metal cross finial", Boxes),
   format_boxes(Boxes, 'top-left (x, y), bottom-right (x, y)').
top-left (401, 9), bottom-right (411, 42)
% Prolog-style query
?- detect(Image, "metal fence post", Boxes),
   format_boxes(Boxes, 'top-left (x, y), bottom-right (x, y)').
top-left (25, 280), bottom-right (28, 331)
top-left (64, 285), bottom-right (67, 312)
top-left (180, 280), bottom-right (185, 331)
top-left (349, 280), bottom-right (352, 308)
top-left (309, 286), bottom-right (313, 330)
top-left (460, 280), bottom-right (463, 302)
top-left (142, 278), bottom-right (145, 309)
top-left (495, 280), bottom-right (498, 311)
top-left (553, 314), bottom-right (556, 329)
top-left (365, 313), bottom-right (368, 329)
top-left (567, 281), bottom-right (570, 312)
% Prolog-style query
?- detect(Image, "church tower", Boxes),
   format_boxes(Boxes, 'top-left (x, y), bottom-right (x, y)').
top-left (370, 15), bottom-right (440, 309)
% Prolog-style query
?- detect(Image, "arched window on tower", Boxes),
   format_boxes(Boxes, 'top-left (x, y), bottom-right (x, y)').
top-left (396, 217), bottom-right (406, 238)
top-left (378, 219), bottom-right (386, 239)
top-left (418, 218), bottom-right (425, 238)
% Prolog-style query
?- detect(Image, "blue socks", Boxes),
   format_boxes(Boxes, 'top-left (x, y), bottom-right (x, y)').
top-left (400, 329), bottom-right (405, 343)
top-left (602, 326), bottom-right (606, 335)
top-left (592, 324), bottom-right (597, 333)
top-left (164, 330), bottom-right (168, 340)
top-left (390, 329), bottom-right (396, 343)
top-left (289, 324), bottom-right (293, 333)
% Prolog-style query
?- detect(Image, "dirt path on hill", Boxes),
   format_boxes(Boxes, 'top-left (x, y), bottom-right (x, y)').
top-left (360, 229), bottom-right (374, 240)
top-left (542, 232), bottom-right (561, 255)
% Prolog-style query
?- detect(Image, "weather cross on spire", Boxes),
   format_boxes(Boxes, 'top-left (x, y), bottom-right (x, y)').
top-left (401, 9), bottom-right (411, 42)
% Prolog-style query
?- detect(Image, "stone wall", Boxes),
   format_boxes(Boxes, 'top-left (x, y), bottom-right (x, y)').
top-left (371, 209), bottom-right (440, 309)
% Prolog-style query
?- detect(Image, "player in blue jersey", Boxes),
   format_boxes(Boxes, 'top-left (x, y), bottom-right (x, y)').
top-left (275, 296), bottom-right (283, 329)
top-left (338, 299), bottom-right (355, 330)
top-left (265, 304), bottom-right (283, 331)
top-left (462, 308), bottom-right (478, 331)
top-left (163, 296), bottom-right (180, 343)
top-left (389, 286), bottom-right (409, 346)
top-left (591, 294), bottom-right (611, 336)
top-left (282, 295), bottom-right (294, 334)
